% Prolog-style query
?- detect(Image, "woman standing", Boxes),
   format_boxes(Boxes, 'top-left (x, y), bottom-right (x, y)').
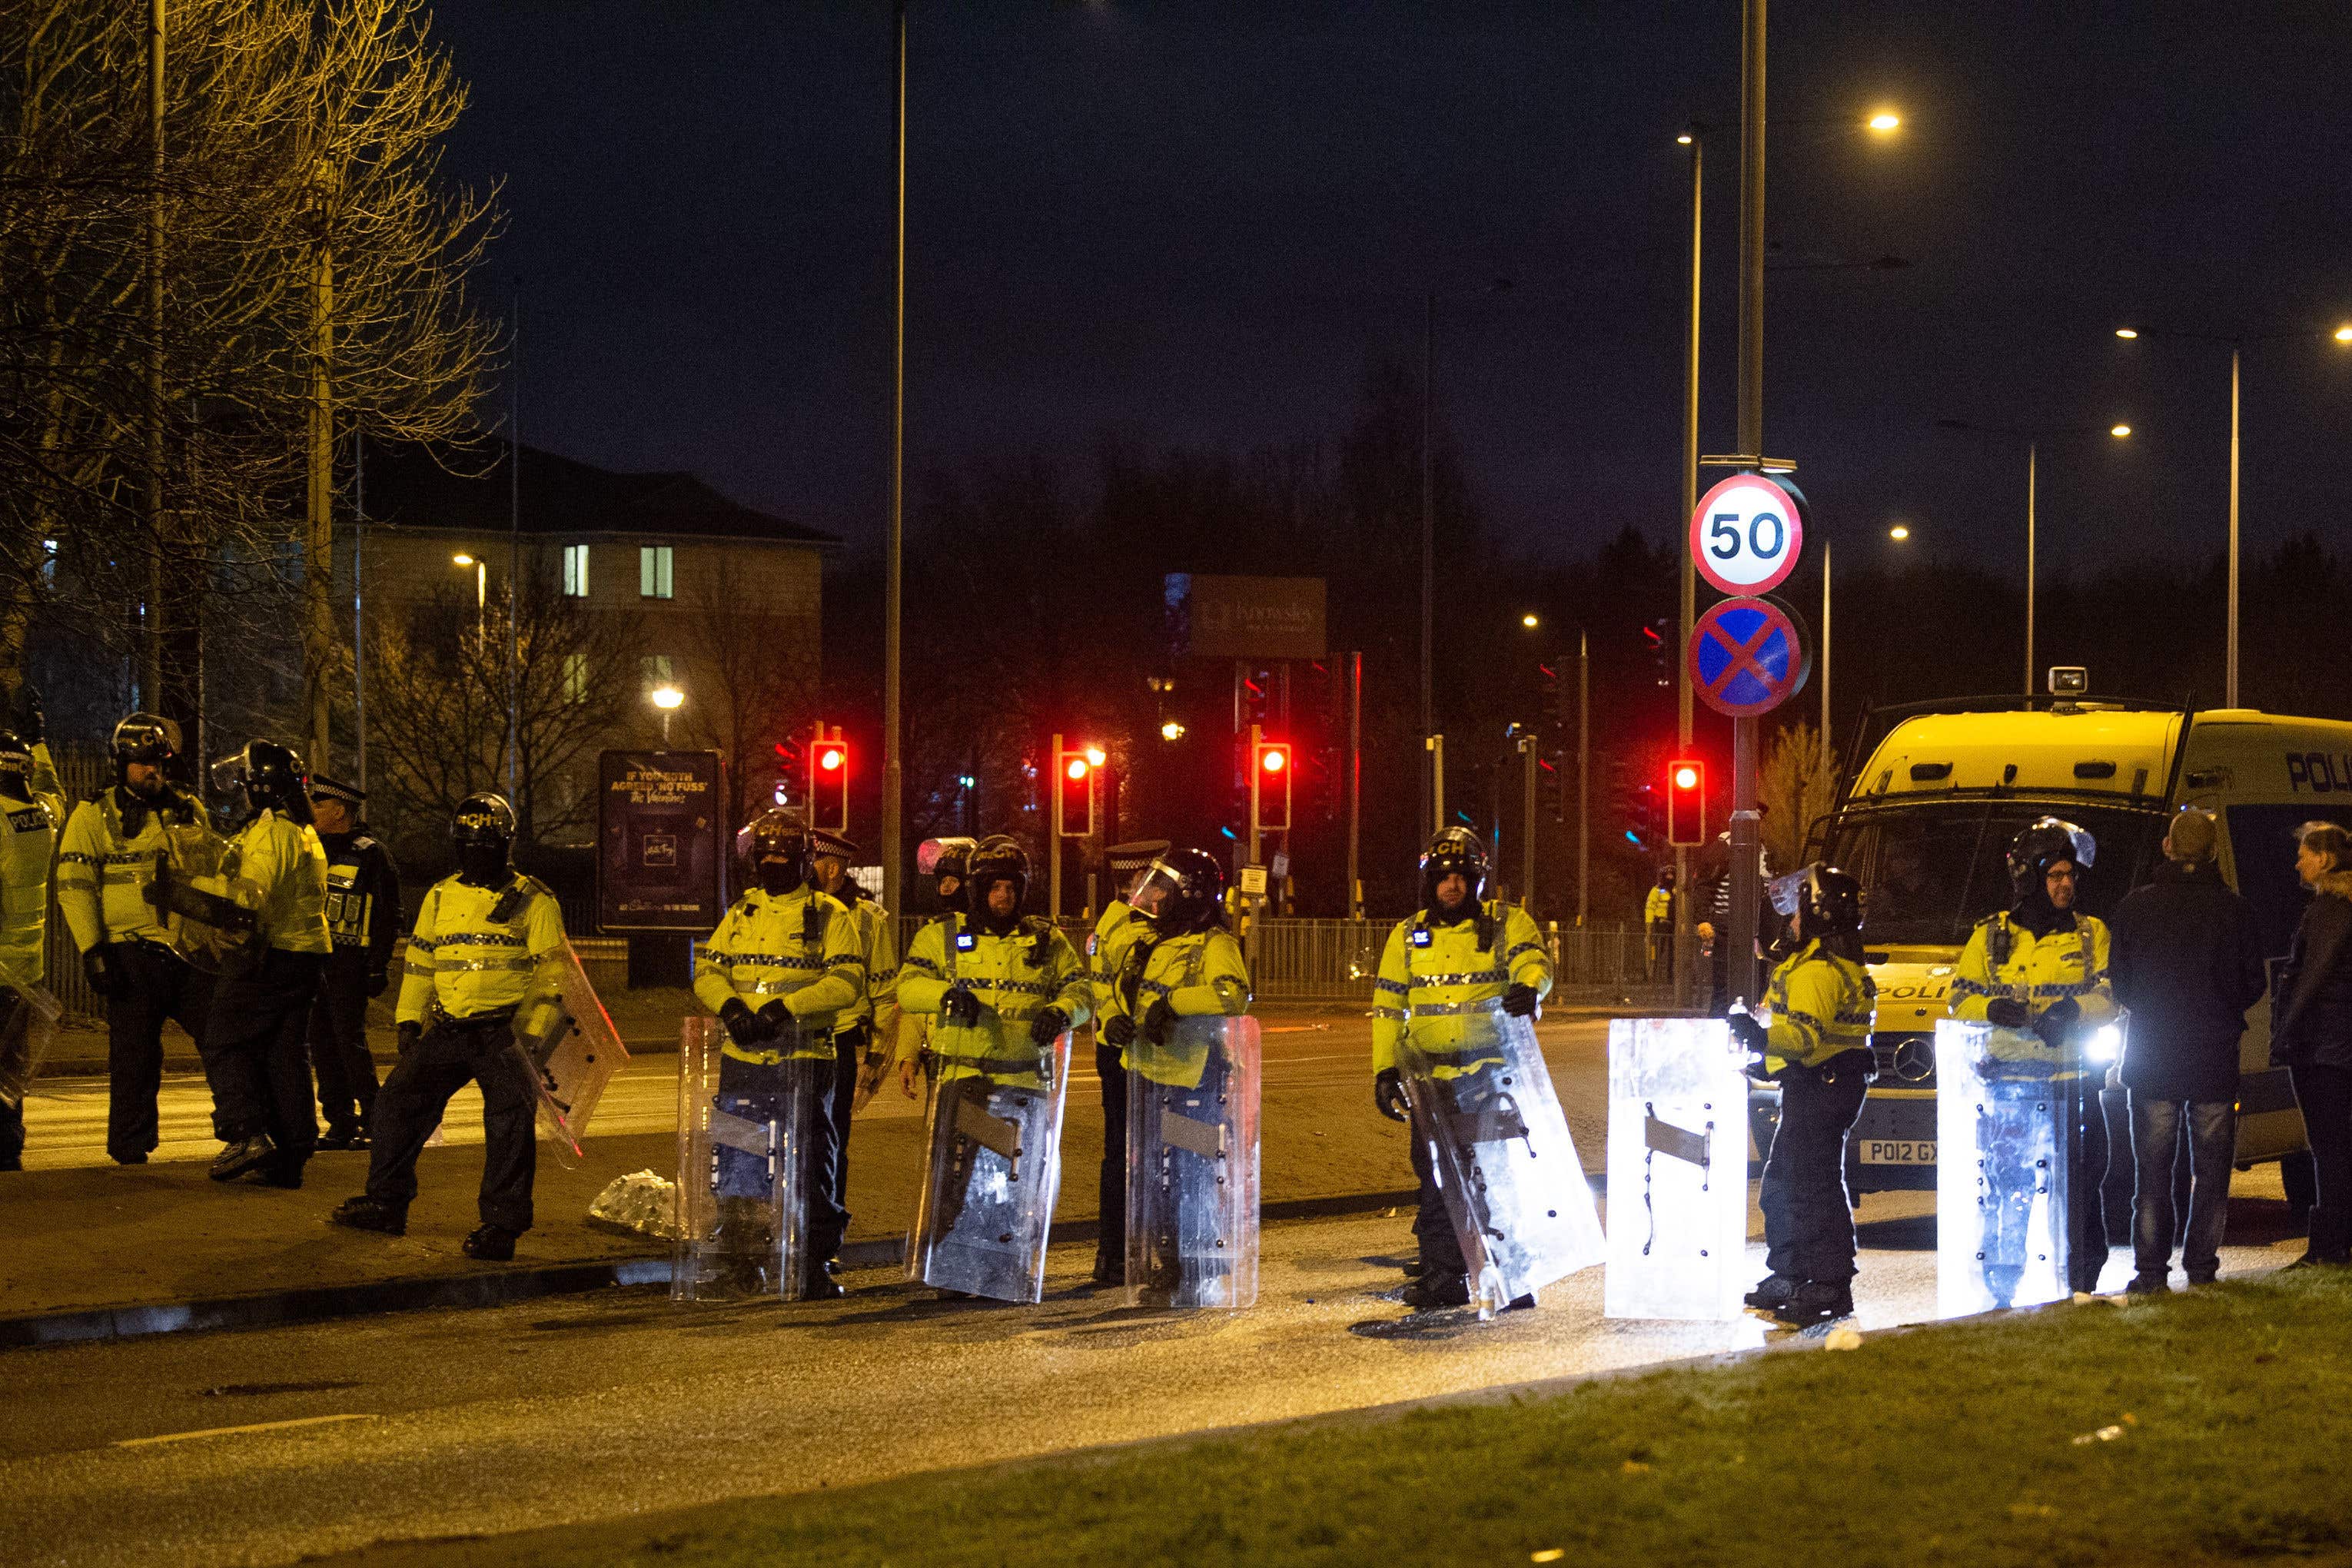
top-left (2274, 821), bottom-right (2352, 1267)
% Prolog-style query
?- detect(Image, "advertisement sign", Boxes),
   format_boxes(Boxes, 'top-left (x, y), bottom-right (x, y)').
top-left (1164, 575), bottom-right (1327, 660)
top-left (597, 749), bottom-right (725, 934)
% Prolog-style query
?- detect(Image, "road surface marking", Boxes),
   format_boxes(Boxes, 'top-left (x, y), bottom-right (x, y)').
top-left (115, 1414), bottom-right (378, 1448)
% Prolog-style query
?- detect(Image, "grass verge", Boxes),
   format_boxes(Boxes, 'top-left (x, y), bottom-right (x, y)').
top-left (337, 1269), bottom-right (2352, 1568)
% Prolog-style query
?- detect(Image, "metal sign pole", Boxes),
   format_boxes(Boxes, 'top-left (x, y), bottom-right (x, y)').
top-left (1049, 729), bottom-right (1062, 922)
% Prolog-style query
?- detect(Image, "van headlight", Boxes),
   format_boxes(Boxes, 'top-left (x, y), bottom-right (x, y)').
top-left (2085, 1024), bottom-right (2124, 1065)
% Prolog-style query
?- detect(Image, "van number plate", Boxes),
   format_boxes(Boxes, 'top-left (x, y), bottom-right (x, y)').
top-left (1859, 1139), bottom-right (1935, 1164)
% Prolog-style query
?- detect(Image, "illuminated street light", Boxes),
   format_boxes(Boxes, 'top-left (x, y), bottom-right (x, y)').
top-left (1676, 132), bottom-right (1693, 146)
top-left (1889, 524), bottom-right (1911, 541)
top-left (1084, 745), bottom-right (1107, 769)
top-left (450, 553), bottom-right (474, 566)
top-left (648, 683), bottom-right (684, 743)
top-left (450, 552), bottom-right (487, 622)
top-left (2114, 327), bottom-right (2139, 340)
top-left (2336, 324), bottom-right (2352, 344)
top-left (1520, 613), bottom-right (1540, 629)
top-left (2110, 424), bottom-right (2132, 438)
top-left (1866, 111), bottom-right (1902, 132)
top-left (1159, 719), bottom-right (1185, 742)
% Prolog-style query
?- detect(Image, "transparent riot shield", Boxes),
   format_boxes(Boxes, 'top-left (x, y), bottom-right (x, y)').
top-left (0, 963), bottom-right (61, 1112)
top-left (1397, 1001), bottom-right (1605, 1318)
top-left (905, 1030), bottom-right (1073, 1304)
top-left (153, 820), bottom-right (257, 974)
top-left (509, 941), bottom-right (631, 1163)
top-left (1936, 1018), bottom-right (2070, 1316)
top-left (672, 1015), bottom-right (827, 1301)
top-left (1125, 1015), bottom-right (1261, 1310)
top-left (1603, 1018), bottom-right (1752, 1321)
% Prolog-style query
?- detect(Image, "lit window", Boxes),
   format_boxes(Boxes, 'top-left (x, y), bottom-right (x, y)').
top-left (639, 545), bottom-right (673, 600)
top-left (562, 653), bottom-right (589, 704)
top-left (562, 544), bottom-right (590, 597)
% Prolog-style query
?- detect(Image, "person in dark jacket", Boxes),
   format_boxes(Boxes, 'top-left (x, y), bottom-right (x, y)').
top-left (2108, 809), bottom-right (2266, 1292)
top-left (2272, 820), bottom-right (2352, 1267)
top-left (306, 778), bottom-right (401, 1149)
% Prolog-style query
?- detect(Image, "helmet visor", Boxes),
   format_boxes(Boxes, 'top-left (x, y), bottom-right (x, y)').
top-left (917, 836), bottom-right (975, 877)
top-left (1128, 861), bottom-right (1186, 919)
top-left (208, 748), bottom-right (252, 799)
top-left (1768, 865), bottom-right (1815, 919)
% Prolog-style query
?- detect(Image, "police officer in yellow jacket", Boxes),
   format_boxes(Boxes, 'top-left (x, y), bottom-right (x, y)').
top-left (809, 829), bottom-right (898, 1224)
top-left (0, 689), bottom-right (65, 1171)
top-left (304, 776), bottom-right (401, 1149)
top-left (1645, 868), bottom-right (1677, 980)
top-left (178, 740), bottom-right (331, 1188)
top-left (1085, 836), bottom-right (1170, 1284)
top-left (1948, 818), bottom-right (2118, 1296)
top-left (56, 712), bottom-right (214, 1164)
top-left (1727, 865), bottom-right (1876, 1325)
top-left (692, 811), bottom-right (867, 1297)
top-left (333, 794), bottom-right (566, 1261)
top-left (895, 835), bottom-right (1091, 1090)
top-left (1370, 828), bottom-right (1552, 1310)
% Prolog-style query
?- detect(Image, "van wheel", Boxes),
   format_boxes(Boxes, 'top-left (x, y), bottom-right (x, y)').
top-left (2281, 1151), bottom-right (2317, 1221)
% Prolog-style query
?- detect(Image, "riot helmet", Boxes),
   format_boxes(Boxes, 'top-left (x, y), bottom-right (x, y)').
top-left (451, 792), bottom-right (517, 886)
top-left (1105, 838), bottom-right (1172, 899)
top-left (0, 726), bottom-right (32, 805)
top-left (1768, 862), bottom-right (1865, 945)
top-left (2007, 817), bottom-right (2095, 905)
top-left (1128, 848), bottom-right (1227, 935)
top-left (965, 835), bottom-right (1030, 931)
top-left (1658, 867), bottom-right (1677, 891)
top-left (111, 711), bottom-right (181, 794)
top-left (918, 835), bottom-right (977, 913)
top-left (1419, 826), bottom-right (1488, 914)
top-left (737, 808), bottom-right (812, 897)
top-left (211, 739), bottom-right (312, 823)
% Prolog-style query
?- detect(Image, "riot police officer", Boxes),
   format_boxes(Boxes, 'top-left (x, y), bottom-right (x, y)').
top-left (305, 776), bottom-right (401, 1149)
top-left (0, 689), bottom-right (65, 1171)
top-left (1728, 865), bottom-right (1875, 1325)
top-left (185, 740), bottom-right (332, 1187)
top-left (1086, 837), bottom-right (1171, 1284)
top-left (1101, 847), bottom-right (1252, 1297)
top-left (1370, 828), bottom-right (1553, 1310)
top-left (892, 837), bottom-right (975, 1098)
top-left (1949, 818), bottom-right (2118, 1297)
top-left (809, 829), bottom-right (898, 1223)
top-left (331, 794), bottom-right (566, 1260)
top-left (56, 713), bottom-right (213, 1164)
top-left (689, 811), bottom-right (867, 1297)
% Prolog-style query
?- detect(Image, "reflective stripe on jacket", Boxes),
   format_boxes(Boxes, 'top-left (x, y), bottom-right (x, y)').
top-left (898, 912), bottom-right (1091, 1086)
top-left (1370, 899), bottom-right (1553, 1076)
top-left (1762, 938), bottom-right (1876, 1072)
top-left (55, 785), bottom-right (202, 951)
top-left (396, 874), bottom-right (567, 1025)
top-left (0, 745), bottom-right (64, 984)
top-left (691, 888), bottom-right (865, 1062)
top-left (1115, 926), bottom-right (1252, 1088)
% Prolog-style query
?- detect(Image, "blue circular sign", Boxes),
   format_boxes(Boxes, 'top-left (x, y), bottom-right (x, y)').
top-left (1688, 596), bottom-right (1810, 718)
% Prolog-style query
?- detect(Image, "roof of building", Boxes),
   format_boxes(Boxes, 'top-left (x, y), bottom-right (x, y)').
top-left (359, 437), bottom-right (837, 547)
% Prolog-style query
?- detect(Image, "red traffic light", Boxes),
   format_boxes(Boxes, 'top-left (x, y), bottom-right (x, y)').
top-left (1666, 758), bottom-right (1706, 847)
top-left (1259, 746), bottom-right (1287, 774)
top-left (1065, 755), bottom-right (1090, 781)
top-left (1673, 762), bottom-right (1699, 791)
top-left (817, 744), bottom-right (845, 773)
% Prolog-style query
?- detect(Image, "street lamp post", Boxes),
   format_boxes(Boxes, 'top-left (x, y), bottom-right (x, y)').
top-left (452, 553), bottom-right (486, 636)
top-left (881, 0), bottom-right (909, 923)
top-left (2114, 323), bottom-right (2352, 706)
top-left (650, 683), bottom-right (684, 745)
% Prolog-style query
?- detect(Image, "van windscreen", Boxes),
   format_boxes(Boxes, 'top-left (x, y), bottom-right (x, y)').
top-left (1825, 802), bottom-right (2166, 947)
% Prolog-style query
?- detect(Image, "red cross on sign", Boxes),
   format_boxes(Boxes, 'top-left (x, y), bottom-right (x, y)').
top-left (1687, 596), bottom-right (1809, 719)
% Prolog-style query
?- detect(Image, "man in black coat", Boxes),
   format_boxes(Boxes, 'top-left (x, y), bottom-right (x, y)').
top-left (2108, 808), bottom-right (2267, 1292)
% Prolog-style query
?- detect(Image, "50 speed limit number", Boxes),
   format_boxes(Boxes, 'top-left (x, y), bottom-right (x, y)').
top-left (1690, 472), bottom-right (1805, 597)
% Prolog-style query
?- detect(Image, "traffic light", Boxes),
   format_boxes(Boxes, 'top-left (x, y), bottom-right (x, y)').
top-left (1252, 737), bottom-right (1292, 832)
top-left (1054, 745), bottom-right (1095, 838)
top-left (1640, 618), bottom-right (1673, 687)
top-left (1628, 781), bottom-right (1658, 850)
top-left (1667, 759), bottom-right (1706, 846)
top-left (1538, 753), bottom-right (1563, 823)
top-left (808, 726), bottom-right (849, 833)
top-left (1538, 661), bottom-right (1566, 735)
top-left (772, 733), bottom-right (806, 809)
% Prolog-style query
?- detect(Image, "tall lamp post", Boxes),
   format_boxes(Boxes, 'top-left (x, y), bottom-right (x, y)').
top-left (1935, 419), bottom-right (2133, 695)
top-left (650, 683), bottom-right (684, 745)
top-left (2113, 322), bottom-right (2352, 706)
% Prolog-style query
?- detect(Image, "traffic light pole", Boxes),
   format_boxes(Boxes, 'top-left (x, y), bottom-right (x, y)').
top-left (1247, 722), bottom-right (1263, 870)
top-left (1517, 733), bottom-right (1536, 912)
top-left (1726, 0), bottom-right (1767, 1011)
top-left (1576, 630), bottom-right (1589, 929)
top-left (1048, 729), bottom-right (1062, 922)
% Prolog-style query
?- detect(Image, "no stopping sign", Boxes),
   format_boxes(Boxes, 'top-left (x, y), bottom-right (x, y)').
top-left (1691, 472), bottom-right (1806, 596)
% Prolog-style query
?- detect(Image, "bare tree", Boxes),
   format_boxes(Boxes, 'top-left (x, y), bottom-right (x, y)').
top-left (676, 553), bottom-right (817, 835)
top-left (1760, 720), bottom-right (1838, 875)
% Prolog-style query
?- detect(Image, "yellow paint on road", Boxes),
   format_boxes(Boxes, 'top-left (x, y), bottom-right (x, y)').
top-left (115, 1414), bottom-right (378, 1449)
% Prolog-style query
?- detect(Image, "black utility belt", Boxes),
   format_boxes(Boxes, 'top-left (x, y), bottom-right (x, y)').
top-left (1781, 1047), bottom-right (1875, 1085)
top-left (434, 1008), bottom-right (518, 1034)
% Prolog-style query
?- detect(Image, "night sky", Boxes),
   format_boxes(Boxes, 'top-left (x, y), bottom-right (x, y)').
top-left (434, 2), bottom-right (2352, 578)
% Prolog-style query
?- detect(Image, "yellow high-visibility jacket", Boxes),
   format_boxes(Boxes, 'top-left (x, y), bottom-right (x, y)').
top-left (1370, 899), bottom-right (1553, 1077)
top-left (201, 810), bottom-right (331, 955)
top-left (0, 745), bottom-right (65, 985)
top-left (1646, 885), bottom-right (1675, 927)
top-left (1108, 925), bottom-right (1252, 1088)
top-left (55, 784), bottom-right (204, 952)
top-left (692, 887), bottom-right (865, 1065)
top-left (1088, 899), bottom-right (1148, 1022)
top-left (1760, 938), bottom-right (1876, 1072)
top-left (897, 912), bottom-right (1091, 1087)
top-left (833, 892), bottom-right (899, 1043)
top-left (397, 873), bottom-right (567, 1026)
top-left (1948, 911), bottom-right (2115, 1080)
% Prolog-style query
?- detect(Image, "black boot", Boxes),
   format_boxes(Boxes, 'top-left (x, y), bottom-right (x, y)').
top-left (330, 1195), bottom-right (407, 1236)
top-left (1403, 1272), bottom-right (1471, 1311)
top-left (210, 1134), bottom-right (277, 1182)
top-left (1743, 1273), bottom-right (1800, 1311)
top-left (799, 1271), bottom-right (846, 1301)
top-left (1772, 1279), bottom-right (1854, 1326)
top-left (463, 1224), bottom-right (518, 1261)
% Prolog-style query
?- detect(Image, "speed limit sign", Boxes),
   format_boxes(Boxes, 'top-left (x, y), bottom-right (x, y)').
top-left (1690, 472), bottom-right (1806, 596)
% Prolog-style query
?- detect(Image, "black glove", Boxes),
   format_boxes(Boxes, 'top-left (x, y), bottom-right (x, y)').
top-left (1374, 1066), bottom-right (1410, 1123)
top-left (757, 998), bottom-right (795, 1040)
top-left (942, 984), bottom-right (981, 1028)
top-left (12, 683), bottom-right (42, 746)
top-left (1726, 1011), bottom-right (1769, 1055)
top-left (1030, 1006), bottom-right (1070, 1048)
top-left (1141, 998), bottom-right (1175, 1046)
top-left (1103, 1013), bottom-right (1137, 1048)
top-left (1984, 997), bottom-right (2031, 1030)
top-left (2034, 997), bottom-right (2081, 1048)
top-left (396, 1020), bottom-right (422, 1053)
top-left (719, 998), bottom-right (764, 1048)
top-left (83, 944), bottom-right (121, 998)
top-left (1500, 982), bottom-right (1540, 1018)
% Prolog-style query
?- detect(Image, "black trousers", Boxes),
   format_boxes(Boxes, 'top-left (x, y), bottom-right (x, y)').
top-left (1759, 1052), bottom-right (1872, 1283)
top-left (199, 948), bottom-right (325, 1174)
top-left (2292, 1062), bottom-right (2352, 1263)
top-left (0, 992), bottom-right (25, 1168)
top-left (715, 1053), bottom-right (847, 1267)
top-left (1097, 1040), bottom-right (1128, 1267)
top-left (105, 941), bottom-right (212, 1162)
top-left (828, 1022), bottom-right (865, 1237)
top-left (365, 1018), bottom-right (539, 1232)
top-left (307, 954), bottom-right (379, 1134)
top-left (1407, 1073), bottom-right (1496, 1279)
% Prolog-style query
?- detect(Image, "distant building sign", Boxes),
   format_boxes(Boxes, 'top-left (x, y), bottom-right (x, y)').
top-left (597, 749), bottom-right (724, 933)
top-left (1165, 574), bottom-right (1327, 660)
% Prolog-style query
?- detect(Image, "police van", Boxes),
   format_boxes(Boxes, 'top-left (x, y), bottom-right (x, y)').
top-left (1759, 678), bottom-right (2352, 1210)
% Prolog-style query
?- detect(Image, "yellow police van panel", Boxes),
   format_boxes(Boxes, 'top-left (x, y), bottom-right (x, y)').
top-left (1828, 700), bottom-right (2352, 1182)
